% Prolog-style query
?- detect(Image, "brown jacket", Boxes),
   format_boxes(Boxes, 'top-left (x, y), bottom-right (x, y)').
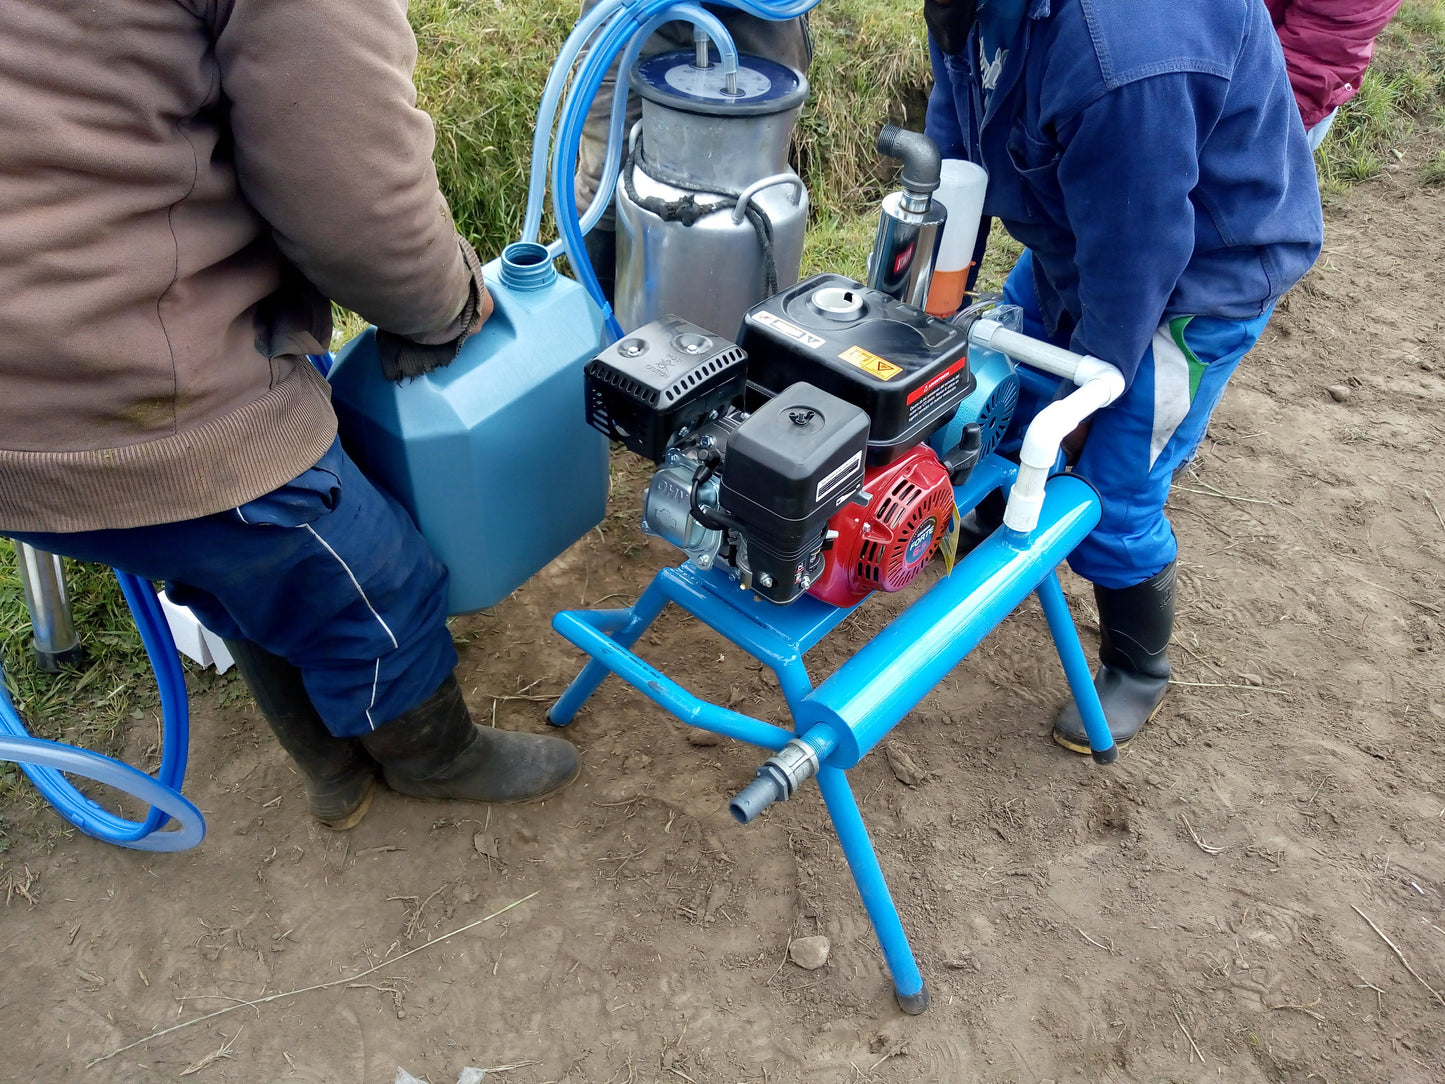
top-left (0, 0), bottom-right (480, 533)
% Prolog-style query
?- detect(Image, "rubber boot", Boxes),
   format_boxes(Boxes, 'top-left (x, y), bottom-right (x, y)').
top-left (224, 640), bottom-right (378, 829)
top-left (584, 227), bottom-right (617, 306)
top-left (956, 488), bottom-right (1006, 555)
top-left (360, 674), bottom-right (579, 803)
top-left (1052, 562), bottom-right (1175, 754)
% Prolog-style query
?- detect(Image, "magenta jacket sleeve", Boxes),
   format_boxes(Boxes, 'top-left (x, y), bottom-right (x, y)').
top-left (1265, 0), bottom-right (1405, 127)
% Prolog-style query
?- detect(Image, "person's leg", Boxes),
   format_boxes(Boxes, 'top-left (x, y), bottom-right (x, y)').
top-left (1306, 108), bottom-right (1339, 153)
top-left (1051, 309), bottom-right (1273, 751)
top-left (9, 439), bottom-right (577, 817)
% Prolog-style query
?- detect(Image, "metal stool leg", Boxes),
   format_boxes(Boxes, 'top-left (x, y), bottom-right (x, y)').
top-left (12, 542), bottom-right (85, 672)
top-left (815, 765), bottom-right (930, 1014)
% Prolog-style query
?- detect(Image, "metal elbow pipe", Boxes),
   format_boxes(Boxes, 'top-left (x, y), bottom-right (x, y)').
top-left (876, 124), bottom-right (942, 206)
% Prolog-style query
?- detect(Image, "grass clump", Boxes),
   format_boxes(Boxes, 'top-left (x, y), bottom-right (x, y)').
top-left (1317, 0), bottom-right (1445, 188)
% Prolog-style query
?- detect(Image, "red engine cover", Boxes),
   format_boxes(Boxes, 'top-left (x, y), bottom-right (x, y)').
top-left (809, 445), bottom-right (955, 608)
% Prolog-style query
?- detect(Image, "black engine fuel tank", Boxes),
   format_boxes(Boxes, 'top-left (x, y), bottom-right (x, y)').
top-left (739, 273), bottom-right (975, 465)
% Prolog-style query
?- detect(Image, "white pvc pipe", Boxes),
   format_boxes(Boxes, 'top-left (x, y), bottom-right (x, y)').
top-left (967, 319), bottom-right (1126, 534)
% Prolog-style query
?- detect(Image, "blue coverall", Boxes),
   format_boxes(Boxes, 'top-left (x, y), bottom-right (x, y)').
top-left (927, 0), bottom-right (1324, 587)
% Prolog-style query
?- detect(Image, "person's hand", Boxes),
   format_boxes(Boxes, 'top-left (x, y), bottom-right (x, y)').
top-left (376, 240), bottom-right (492, 382)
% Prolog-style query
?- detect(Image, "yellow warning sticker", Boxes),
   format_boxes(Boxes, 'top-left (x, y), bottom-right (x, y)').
top-left (839, 345), bottom-right (902, 380)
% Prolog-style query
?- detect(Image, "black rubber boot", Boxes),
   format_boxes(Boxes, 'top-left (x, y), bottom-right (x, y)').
top-left (956, 488), bottom-right (1006, 555)
top-left (360, 675), bottom-right (580, 803)
top-left (1052, 562), bottom-right (1175, 755)
top-left (224, 640), bottom-right (378, 830)
top-left (584, 227), bottom-right (617, 306)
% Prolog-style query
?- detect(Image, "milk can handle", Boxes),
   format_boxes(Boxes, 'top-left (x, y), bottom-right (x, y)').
top-left (730, 174), bottom-right (805, 224)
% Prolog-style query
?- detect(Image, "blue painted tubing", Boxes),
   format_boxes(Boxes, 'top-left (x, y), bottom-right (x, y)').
top-left (1035, 571), bottom-right (1118, 762)
top-left (549, 577), bottom-right (673, 725)
top-left (814, 766), bottom-right (925, 998)
top-left (798, 473), bottom-right (1103, 767)
top-left (550, 609), bottom-right (797, 750)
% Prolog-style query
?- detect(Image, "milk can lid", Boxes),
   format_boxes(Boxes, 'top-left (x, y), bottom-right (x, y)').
top-left (630, 50), bottom-right (808, 117)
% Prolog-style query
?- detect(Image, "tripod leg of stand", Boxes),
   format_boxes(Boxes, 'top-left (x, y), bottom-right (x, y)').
top-left (549, 578), bottom-right (672, 726)
top-left (815, 765), bottom-right (930, 1014)
top-left (1036, 571), bottom-right (1118, 764)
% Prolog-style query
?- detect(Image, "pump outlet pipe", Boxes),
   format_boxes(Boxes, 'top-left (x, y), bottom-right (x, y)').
top-left (966, 318), bottom-right (1126, 534)
top-left (868, 125), bottom-right (946, 309)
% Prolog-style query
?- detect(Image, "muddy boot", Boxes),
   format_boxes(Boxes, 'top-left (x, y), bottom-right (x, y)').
top-left (224, 640), bottom-right (378, 830)
top-left (360, 674), bottom-right (579, 803)
top-left (1051, 562), bottom-right (1175, 754)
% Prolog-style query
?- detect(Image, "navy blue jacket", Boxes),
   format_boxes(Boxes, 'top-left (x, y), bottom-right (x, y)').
top-left (926, 0), bottom-right (1324, 385)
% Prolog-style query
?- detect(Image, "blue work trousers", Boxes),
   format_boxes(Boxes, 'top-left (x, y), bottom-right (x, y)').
top-left (1000, 251), bottom-right (1273, 589)
top-left (7, 439), bottom-right (456, 737)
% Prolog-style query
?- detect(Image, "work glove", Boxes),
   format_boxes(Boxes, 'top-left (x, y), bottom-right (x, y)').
top-left (924, 0), bottom-right (978, 56)
top-left (376, 238), bottom-right (493, 382)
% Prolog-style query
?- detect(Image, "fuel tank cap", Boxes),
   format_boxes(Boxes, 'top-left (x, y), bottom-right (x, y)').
top-left (631, 50), bottom-right (808, 116)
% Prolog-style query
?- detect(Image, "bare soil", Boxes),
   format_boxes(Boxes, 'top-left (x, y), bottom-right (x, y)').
top-left (2, 157), bottom-right (1443, 1084)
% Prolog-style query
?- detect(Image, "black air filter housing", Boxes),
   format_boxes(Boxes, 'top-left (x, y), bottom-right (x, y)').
top-left (720, 382), bottom-right (869, 604)
top-left (739, 274), bottom-right (975, 464)
top-left (585, 316), bottom-right (749, 463)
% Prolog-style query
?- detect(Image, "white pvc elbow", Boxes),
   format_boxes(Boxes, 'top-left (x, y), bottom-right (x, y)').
top-left (968, 318), bottom-right (1126, 535)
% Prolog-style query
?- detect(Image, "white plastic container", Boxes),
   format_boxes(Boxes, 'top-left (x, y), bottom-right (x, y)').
top-left (924, 159), bottom-right (988, 318)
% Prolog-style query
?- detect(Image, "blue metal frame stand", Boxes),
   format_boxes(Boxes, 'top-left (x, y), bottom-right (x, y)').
top-left (549, 453), bottom-right (1117, 1013)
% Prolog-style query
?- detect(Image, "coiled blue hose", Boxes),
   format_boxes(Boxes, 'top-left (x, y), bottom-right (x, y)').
top-left (0, 570), bottom-right (205, 851)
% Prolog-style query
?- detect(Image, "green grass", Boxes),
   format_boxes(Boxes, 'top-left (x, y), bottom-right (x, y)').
top-left (5, 0), bottom-right (1445, 859)
top-left (1317, 0), bottom-right (1445, 190)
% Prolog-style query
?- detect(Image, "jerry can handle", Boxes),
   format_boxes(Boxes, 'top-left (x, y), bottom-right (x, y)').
top-left (730, 174), bottom-right (805, 224)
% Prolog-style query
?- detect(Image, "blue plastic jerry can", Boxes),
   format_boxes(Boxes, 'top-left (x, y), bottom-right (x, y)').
top-left (327, 242), bottom-right (609, 614)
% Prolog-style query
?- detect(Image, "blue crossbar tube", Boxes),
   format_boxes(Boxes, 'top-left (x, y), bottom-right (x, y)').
top-left (798, 473), bottom-right (1105, 767)
top-left (550, 609), bottom-right (798, 750)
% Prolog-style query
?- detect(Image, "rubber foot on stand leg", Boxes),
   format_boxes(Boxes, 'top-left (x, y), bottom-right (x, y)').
top-left (545, 705), bottom-right (569, 728)
top-left (34, 644), bottom-right (85, 673)
top-left (896, 982), bottom-right (931, 1015)
top-left (1091, 743), bottom-right (1118, 766)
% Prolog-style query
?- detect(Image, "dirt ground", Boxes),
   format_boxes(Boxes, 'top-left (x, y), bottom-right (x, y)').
top-left (3, 153), bottom-right (1444, 1084)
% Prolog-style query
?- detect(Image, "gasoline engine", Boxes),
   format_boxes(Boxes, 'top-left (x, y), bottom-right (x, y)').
top-left (585, 274), bottom-right (992, 606)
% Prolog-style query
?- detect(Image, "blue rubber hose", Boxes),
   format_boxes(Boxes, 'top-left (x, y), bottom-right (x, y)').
top-left (0, 570), bottom-right (204, 851)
